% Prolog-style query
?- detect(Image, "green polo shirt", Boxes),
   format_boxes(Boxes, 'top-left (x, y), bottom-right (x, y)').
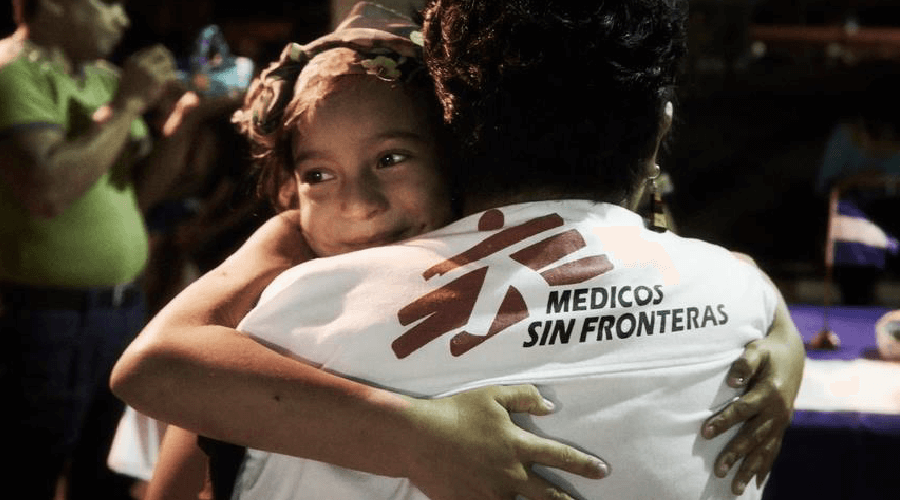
top-left (0, 50), bottom-right (150, 287)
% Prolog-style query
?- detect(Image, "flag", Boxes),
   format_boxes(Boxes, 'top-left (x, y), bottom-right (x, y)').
top-left (826, 194), bottom-right (899, 268)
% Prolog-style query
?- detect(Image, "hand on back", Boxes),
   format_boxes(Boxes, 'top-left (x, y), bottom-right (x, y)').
top-left (405, 385), bottom-right (609, 500)
top-left (703, 311), bottom-right (804, 495)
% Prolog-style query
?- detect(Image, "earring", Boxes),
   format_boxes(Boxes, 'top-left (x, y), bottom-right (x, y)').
top-left (648, 165), bottom-right (669, 233)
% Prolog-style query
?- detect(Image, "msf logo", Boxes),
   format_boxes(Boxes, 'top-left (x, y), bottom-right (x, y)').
top-left (392, 209), bottom-right (613, 359)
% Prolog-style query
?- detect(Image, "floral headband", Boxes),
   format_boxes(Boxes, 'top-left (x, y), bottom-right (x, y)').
top-left (236, 2), bottom-right (426, 135)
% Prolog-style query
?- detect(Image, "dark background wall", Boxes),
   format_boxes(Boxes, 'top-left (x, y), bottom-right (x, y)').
top-left (670, 0), bottom-right (900, 293)
top-left (3, 0), bottom-right (899, 302)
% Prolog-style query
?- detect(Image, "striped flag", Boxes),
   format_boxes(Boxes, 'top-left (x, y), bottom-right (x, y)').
top-left (826, 195), bottom-right (899, 268)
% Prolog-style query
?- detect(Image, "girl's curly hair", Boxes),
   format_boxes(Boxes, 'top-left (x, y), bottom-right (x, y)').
top-left (422, 0), bottom-right (688, 203)
top-left (232, 41), bottom-right (441, 210)
top-left (231, 47), bottom-right (306, 209)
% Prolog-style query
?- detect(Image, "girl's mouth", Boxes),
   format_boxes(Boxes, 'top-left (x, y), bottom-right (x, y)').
top-left (343, 227), bottom-right (411, 251)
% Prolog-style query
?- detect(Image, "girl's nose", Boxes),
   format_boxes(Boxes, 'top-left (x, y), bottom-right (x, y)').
top-left (341, 174), bottom-right (389, 219)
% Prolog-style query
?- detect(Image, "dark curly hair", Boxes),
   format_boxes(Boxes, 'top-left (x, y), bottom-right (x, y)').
top-left (422, 0), bottom-right (688, 204)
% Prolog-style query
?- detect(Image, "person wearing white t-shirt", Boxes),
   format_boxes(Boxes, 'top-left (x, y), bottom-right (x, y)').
top-left (236, 198), bottom-right (779, 499)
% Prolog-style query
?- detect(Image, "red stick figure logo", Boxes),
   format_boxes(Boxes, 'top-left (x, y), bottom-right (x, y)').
top-left (393, 209), bottom-right (613, 358)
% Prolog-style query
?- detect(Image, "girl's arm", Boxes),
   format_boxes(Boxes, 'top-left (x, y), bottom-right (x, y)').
top-left (702, 253), bottom-right (806, 495)
top-left (111, 210), bottom-right (608, 500)
top-left (143, 426), bottom-right (210, 500)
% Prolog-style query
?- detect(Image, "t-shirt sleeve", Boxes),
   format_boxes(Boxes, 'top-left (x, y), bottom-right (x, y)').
top-left (0, 60), bottom-right (61, 131)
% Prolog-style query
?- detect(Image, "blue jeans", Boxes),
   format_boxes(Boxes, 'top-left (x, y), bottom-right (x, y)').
top-left (0, 284), bottom-right (146, 499)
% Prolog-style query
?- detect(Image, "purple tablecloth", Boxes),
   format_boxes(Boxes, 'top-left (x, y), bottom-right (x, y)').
top-left (787, 304), bottom-right (899, 434)
top-left (789, 303), bottom-right (890, 361)
top-left (762, 305), bottom-right (899, 500)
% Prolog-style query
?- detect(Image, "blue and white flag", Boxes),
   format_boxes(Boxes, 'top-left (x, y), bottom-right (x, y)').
top-left (827, 197), bottom-right (899, 268)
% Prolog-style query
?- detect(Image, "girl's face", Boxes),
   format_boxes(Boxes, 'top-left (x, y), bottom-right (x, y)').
top-left (289, 77), bottom-right (454, 257)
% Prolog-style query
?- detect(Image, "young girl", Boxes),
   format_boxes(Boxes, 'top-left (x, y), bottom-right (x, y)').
top-left (141, 4), bottom-right (545, 498)
top-left (119, 3), bottom-right (802, 500)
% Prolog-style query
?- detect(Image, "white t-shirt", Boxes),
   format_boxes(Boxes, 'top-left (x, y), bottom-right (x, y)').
top-left (234, 200), bottom-right (777, 500)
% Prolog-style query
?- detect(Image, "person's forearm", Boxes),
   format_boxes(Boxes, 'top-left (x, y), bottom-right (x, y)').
top-left (134, 93), bottom-right (239, 212)
top-left (133, 125), bottom-right (197, 213)
top-left (111, 212), bottom-right (609, 498)
top-left (3, 102), bottom-right (144, 218)
top-left (144, 426), bottom-right (209, 500)
top-left (112, 321), bottom-right (420, 478)
top-left (745, 253), bottom-right (805, 386)
top-left (769, 292), bottom-right (804, 358)
top-left (112, 320), bottom-right (609, 496)
top-left (110, 211), bottom-right (418, 476)
top-left (110, 249), bottom-right (422, 476)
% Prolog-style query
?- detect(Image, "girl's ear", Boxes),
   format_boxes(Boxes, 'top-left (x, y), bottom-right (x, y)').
top-left (277, 172), bottom-right (299, 211)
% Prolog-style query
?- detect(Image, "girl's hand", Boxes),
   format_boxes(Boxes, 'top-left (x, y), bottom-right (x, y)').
top-left (405, 384), bottom-right (609, 500)
top-left (701, 304), bottom-right (804, 495)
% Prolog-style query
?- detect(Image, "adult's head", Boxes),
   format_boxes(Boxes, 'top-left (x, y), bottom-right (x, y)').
top-left (234, 2), bottom-right (454, 257)
top-left (422, 0), bottom-right (688, 209)
top-left (14, 0), bottom-right (130, 63)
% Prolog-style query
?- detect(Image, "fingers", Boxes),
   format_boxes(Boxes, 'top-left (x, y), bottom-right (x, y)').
top-left (489, 384), bottom-right (557, 416)
top-left (706, 375), bottom-right (792, 493)
top-left (728, 340), bottom-right (766, 388)
top-left (139, 44), bottom-right (174, 65)
top-left (730, 454), bottom-right (761, 495)
top-left (730, 436), bottom-right (782, 495)
top-left (524, 433), bottom-right (609, 480)
top-left (703, 388), bottom-right (765, 439)
top-left (713, 413), bottom-right (773, 476)
top-left (519, 472), bottom-right (578, 500)
top-left (132, 44), bottom-right (177, 78)
top-left (754, 437), bottom-right (782, 488)
top-left (161, 91), bottom-right (201, 136)
top-left (488, 385), bottom-right (609, 480)
top-left (117, 45), bottom-right (179, 114)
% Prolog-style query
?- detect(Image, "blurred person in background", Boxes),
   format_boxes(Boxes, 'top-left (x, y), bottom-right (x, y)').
top-left (0, 0), bottom-right (228, 497)
top-left (816, 62), bottom-right (900, 305)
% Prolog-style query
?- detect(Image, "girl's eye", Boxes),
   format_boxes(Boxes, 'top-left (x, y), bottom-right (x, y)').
top-left (377, 152), bottom-right (409, 168)
top-left (300, 170), bottom-right (335, 184)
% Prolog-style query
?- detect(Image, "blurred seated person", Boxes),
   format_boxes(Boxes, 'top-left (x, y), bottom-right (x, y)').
top-left (816, 62), bottom-right (900, 305)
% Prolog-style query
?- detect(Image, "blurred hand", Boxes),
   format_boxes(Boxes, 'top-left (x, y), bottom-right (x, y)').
top-left (114, 44), bottom-right (178, 115)
top-left (161, 91), bottom-right (241, 137)
top-left (405, 384), bottom-right (609, 500)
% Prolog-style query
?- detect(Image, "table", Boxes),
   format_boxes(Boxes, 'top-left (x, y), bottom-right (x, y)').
top-left (762, 305), bottom-right (900, 500)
